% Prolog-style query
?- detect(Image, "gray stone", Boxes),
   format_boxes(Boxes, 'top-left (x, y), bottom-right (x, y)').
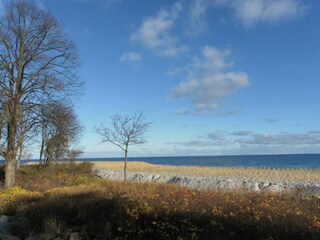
top-left (92, 168), bottom-right (320, 196)
top-left (69, 232), bottom-right (80, 240)
top-left (0, 233), bottom-right (21, 240)
top-left (0, 216), bottom-right (9, 224)
top-left (0, 216), bottom-right (9, 235)
top-left (7, 217), bottom-right (30, 238)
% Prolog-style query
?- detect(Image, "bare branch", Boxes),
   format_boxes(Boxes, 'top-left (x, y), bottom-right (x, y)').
top-left (0, 0), bottom-right (83, 186)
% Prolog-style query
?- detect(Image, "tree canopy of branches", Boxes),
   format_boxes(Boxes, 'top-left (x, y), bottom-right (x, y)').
top-left (0, 0), bottom-right (82, 187)
top-left (95, 112), bottom-right (151, 181)
top-left (39, 102), bottom-right (83, 166)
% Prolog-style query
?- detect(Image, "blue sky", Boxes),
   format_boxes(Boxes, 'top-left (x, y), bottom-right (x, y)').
top-left (3, 0), bottom-right (320, 157)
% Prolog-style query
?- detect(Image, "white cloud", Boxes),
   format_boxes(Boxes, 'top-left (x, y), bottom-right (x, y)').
top-left (236, 131), bottom-right (320, 145)
top-left (187, 0), bottom-right (211, 35)
top-left (176, 108), bottom-right (190, 115)
top-left (120, 52), bottom-right (142, 62)
top-left (131, 2), bottom-right (187, 57)
top-left (217, 0), bottom-right (307, 27)
top-left (170, 46), bottom-right (249, 115)
top-left (167, 66), bottom-right (190, 76)
top-left (195, 46), bottom-right (233, 70)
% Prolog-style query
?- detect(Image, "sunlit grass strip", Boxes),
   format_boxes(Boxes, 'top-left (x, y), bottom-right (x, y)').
top-left (92, 161), bottom-right (320, 183)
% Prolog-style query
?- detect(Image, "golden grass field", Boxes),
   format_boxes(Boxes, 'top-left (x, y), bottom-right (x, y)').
top-left (92, 161), bottom-right (320, 183)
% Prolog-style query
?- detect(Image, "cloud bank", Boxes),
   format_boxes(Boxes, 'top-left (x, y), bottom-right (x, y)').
top-left (171, 130), bottom-right (320, 155)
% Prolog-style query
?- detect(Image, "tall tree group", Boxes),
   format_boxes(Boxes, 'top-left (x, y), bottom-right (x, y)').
top-left (0, 0), bottom-right (83, 187)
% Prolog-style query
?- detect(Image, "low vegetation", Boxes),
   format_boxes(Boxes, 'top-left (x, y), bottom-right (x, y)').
top-left (0, 162), bottom-right (319, 239)
top-left (94, 161), bottom-right (320, 183)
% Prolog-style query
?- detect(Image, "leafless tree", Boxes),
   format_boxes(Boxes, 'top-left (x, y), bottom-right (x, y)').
top-left (0, 1), bottom-right (82, 187)
top-left (16, 108), bottom-right (38, 169)
top-left (95, 112), bottom-right (151, 181)
top-left (39, 102), bottom-right (83, 167)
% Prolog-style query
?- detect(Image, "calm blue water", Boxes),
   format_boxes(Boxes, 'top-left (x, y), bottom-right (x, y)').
top-left (1, 154), bottom-right (320, 169)
top-left (80, 154), bottom-right (320, 169)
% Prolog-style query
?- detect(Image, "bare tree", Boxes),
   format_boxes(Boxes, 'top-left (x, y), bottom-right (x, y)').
top-left (95, 112), bottom-right (151, 181)
top-left (39, 102), bottom-right (83, 167)
top-left (0, 1), bottom-right (82, 187)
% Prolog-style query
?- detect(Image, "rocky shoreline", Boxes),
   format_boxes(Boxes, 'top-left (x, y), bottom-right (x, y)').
top-left (93, 165), bottom-right (320, 196)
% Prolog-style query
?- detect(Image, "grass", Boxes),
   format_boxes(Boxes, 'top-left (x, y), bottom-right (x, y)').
top-left (0, 162), bottom-right (320, 239)
top-left (0, 162), bottom-right (93, 191)
top-left (93, 161), bottom-right (320, 183)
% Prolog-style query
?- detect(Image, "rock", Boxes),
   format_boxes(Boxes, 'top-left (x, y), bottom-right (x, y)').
top-left (92, 168), bottom-right (320, 196)
top-left (0, 215), bottom-right (9, 236)
top-left (69, 232), bottom-right (80, 240)
top-left (269, 183), bottom-right (281, 192)
top-left (7, 216), bottom-right (30, 238)
top-left (0, 233), bottom-right (20, 240)
top-left (0, 223), bottom-right (9, 235)
top-left (0, 215), bottom-right (9, 224)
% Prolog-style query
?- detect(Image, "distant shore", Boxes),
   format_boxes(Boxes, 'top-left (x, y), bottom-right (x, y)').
top-left (92, 161), bottom-right (320, 195)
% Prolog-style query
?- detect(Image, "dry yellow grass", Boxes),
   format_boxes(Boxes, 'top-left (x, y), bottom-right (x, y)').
top-left (92, 161), bottom-right (320, 183)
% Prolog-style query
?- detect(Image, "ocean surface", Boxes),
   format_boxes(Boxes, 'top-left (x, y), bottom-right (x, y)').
top-left (1, 154), bottom-right (320, 169)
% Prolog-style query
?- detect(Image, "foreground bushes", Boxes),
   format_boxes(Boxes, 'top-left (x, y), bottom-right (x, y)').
top-left (0, 163), bottom-right (319, 239)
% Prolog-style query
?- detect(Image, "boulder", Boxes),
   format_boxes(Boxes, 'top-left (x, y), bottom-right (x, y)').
top-left (0, 233), bottom-right (20, 240)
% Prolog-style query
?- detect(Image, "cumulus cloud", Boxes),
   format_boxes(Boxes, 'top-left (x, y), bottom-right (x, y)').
top-left (216, 0), bottom-right (307, 27)
top-left (167, 66), bottom-right (190, 76)
top-left (176, 108), bottom-right (190, 115)
top-left (170, 46), bottom-right (249, 115)
top-left (131, 2), bottom-right (187, 57)
top-left (187, 0), bottom-right (211, 35)
top-left (120, 52), bottom-right (142, 62)
top-left (207, 132), bottom-right (231, 145)
top-left (231, 131), bottom-right (253, 136)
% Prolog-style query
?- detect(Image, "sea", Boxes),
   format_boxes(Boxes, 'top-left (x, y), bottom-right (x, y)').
top-left (1, 154), bottom-right (320, 169)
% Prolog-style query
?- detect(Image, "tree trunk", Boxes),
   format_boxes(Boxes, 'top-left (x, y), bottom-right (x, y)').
top-left (124, 147), bottom-right (128, 181)
top-left (39, 139), bottom-right (45, 166)
top-left (5, 103), bottom-right (18, 187)
top-left (16, 134), bottom-right (24, 170)
top-left (17, 144), bottom-right (23, 170)
top-left (5, 151), bottom-right (16, 187)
